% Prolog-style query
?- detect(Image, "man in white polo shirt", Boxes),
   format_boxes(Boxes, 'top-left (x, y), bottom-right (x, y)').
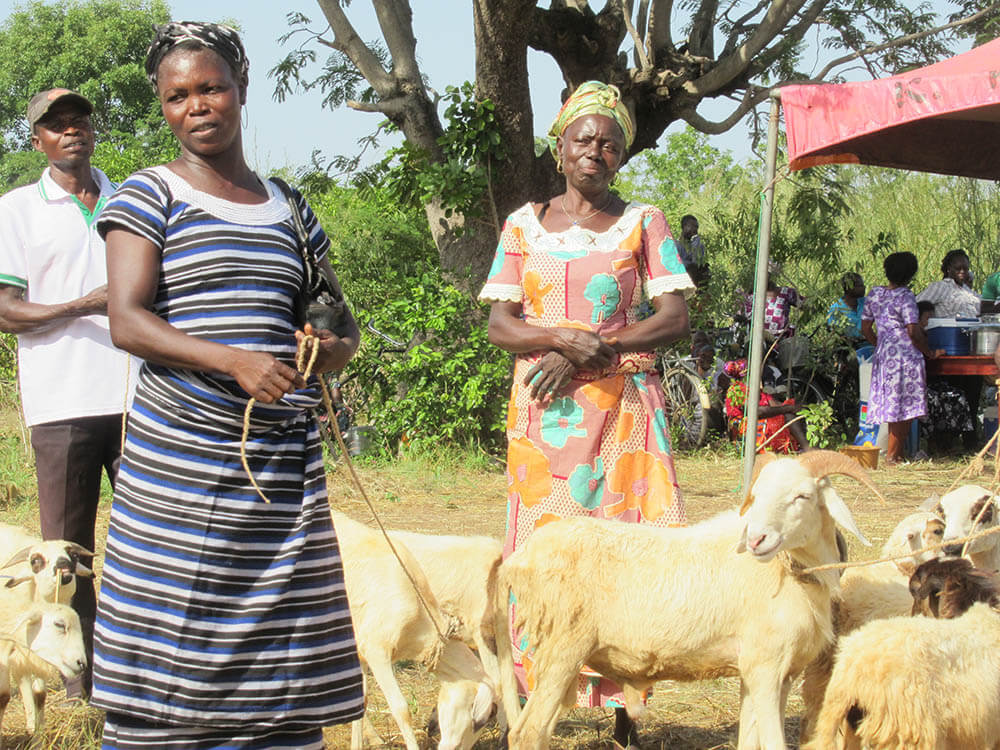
top-left (0, 88), bottom-right (130, 699)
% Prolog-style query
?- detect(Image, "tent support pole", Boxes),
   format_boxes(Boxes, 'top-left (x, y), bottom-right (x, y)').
top-left (741, 90), bottom-right (782, 493)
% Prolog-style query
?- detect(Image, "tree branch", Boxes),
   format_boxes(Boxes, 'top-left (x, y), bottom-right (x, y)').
top-left (622, 2), bottom-right (652, 70)
top-left (647, 0), bottom-right (674, 57)
top-left (371, 0), bottom-right (422, 83)
top-left (685, 0), bottom-right (809, 95)
top-left (813, 3), bottom-right (1000, 81)
top-left (314, 0), bottom-right (394, 95)
top-left (680, 85), bottom-right (770, 134)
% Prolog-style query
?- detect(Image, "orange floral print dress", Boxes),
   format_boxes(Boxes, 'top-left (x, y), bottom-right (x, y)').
top-left (479, 202), bottom-right (694, 708)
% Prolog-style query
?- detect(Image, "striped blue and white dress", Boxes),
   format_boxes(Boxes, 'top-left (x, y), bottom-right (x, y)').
top-left (92, 166), bottom-right (364, 749)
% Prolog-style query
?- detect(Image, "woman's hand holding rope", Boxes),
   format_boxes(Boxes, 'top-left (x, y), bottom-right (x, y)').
top-left (231, 350), bottom-right (306, 404)
top-left (295, 322), bottom-right (356, 374)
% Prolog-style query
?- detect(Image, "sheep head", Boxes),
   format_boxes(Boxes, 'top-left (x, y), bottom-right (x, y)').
top-left (16, 602), bottom-right (87, 680)
top-left (434, 639), bottom-right (498, 750)
top-left (909, 557), bottom-right (1000, 618)
top-left (737, 450), bottom-right (873, 562)
top-left (936, 485), bottom-right (1000, 558)
top-left (2, 540), bottom-right (94, 603)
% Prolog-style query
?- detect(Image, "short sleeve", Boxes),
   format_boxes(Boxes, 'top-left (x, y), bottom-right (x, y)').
top-left (293, 188), bottom-right (332, 265)
top-left (0, 195), bottom-right (28, 289)
top-left (915, 280), bottom-right (947, 307)
top-left (478, 210), bottom-right (527, 303)
top-left (900, 289), bottom-right (919, 326)
top-left (96, 170), bottom-right (169, 249)
top-left (640, 207), bottom-right (695, 299)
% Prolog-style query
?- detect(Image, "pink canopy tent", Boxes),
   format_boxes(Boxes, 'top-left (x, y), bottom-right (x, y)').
top-left (739, 39), bottom-right (1000, 490)
top-left (781, 37), bottom-right (1000, 180)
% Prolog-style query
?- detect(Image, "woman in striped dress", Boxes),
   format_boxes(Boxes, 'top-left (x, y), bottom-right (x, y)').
top-left (91, 23), bottom-right (364, 749)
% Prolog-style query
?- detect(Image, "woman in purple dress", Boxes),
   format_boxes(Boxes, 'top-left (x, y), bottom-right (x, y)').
top-left (862, 252), bottom-right (943, 465)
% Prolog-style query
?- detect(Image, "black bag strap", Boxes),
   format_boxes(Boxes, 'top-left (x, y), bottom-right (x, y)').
top-left (270, 176), bottom-right (319, 293)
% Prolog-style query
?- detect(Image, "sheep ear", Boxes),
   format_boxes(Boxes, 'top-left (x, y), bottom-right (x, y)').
top-left (919, 494), bottom-right (941, 512)
top-left (74, 562), bottom-right (94, 578)
top-left (65, 542), bottom-right (96, 558)
top-left (822, 485), bottom-right (871, 547)
top-left (1, 546), bottom-right (32, 570)
top-left (12, 609), bottom-right (42, 635)
top-left (5, 574), bottom-right (32, 589)
top-left (736, 522), bottom-right (749, 554)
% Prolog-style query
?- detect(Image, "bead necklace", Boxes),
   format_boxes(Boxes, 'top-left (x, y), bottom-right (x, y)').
top-left (561, 193), bottom-right (611, 226)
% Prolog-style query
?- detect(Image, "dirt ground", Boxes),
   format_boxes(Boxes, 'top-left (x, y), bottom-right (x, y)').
top-left (0, 446), bottom-right (984, 749)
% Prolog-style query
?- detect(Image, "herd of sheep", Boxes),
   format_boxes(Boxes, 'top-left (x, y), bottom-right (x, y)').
top-left (4, 449), bottom-right (1000, 749)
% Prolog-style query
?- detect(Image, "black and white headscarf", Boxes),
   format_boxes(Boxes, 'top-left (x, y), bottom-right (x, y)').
top-left (145, 21), bottom-right (249, 88)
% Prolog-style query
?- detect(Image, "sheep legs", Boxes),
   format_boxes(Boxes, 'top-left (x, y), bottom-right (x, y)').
top-left (737, 671), bottom-right (787, 750)
top-left (364, 654), bottom-right (422, 750)
top-left (507, 654), bottom-right (580, 750)
top-left (19, 675), bottom-right (45, 736)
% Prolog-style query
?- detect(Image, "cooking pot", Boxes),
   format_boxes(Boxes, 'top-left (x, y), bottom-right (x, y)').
top-left (967, 325), bottom-right (1000, 355)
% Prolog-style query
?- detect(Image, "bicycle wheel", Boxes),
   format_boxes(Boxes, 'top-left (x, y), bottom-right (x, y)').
top-left (783, 374), bottom-right (829, 406)
top-left (661, 366), bottom-right (710, 449)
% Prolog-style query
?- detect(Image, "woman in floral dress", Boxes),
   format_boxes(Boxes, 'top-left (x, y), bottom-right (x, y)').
top-left (480, 81), bottom-right (693, 748)
top-left (862, 252), bottom-right (942, 465)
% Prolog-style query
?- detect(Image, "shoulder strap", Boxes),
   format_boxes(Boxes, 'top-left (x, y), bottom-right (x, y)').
top-left (270, 176), bottom-right (317, 292)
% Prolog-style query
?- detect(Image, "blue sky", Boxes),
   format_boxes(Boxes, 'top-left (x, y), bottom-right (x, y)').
top-left (1, 0), bottom-right (968, 174)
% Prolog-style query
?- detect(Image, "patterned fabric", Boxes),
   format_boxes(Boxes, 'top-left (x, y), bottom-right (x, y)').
top-left (922, 380), bottom-right (974, 437)
top-left (724, 380), bottom-right (799, 454)
top-left (145, 21), bottom-right (249, 86)
top-left (915, 278), bottom-right (981, 318)
top-left (741, 286), bottom-right (801, 337)
top-left (547, 81), bottom-right (635, 155)
top-left (91, 166), bottom-right (364, 731)
top-left (827, 296), bottom-right (866, 340)
top-left (479, 201), bottom-right (693, 708)
top-left (863, 285), bottom-right (927, 423)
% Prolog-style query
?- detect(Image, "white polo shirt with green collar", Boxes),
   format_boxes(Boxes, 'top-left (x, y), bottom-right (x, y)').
top-left (0, 167), bottom-right (132, 427)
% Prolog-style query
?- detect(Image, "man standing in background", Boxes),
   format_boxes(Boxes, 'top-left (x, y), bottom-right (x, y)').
top-left (0, 88), bottom-right (130, 698)
top-left (678, 214), bottom-right (710, 287)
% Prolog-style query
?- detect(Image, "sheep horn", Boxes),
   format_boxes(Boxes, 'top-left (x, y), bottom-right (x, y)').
top-left (1, 545), bottom-right (32, 570)
top-left (739, 452), bottom-right (780, 515)
top-left (796, 450), bottom-right (888, 504)
top-left (65, 542), bottom-right (96, 558)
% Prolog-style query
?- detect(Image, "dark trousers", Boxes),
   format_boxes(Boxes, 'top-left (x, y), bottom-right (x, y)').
top-left (30, 412), bottom-right (122, 692)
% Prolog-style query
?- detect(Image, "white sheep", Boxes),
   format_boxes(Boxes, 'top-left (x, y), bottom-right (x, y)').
top-left (805, 602), bottom-right (1000, 749)
top-left (0, 523), bottom-right (94, 605)
top-left (0, 601), bottom-right (87, 744)
top-left (493, 450), bottom-right (879, 750)
top-left (799, 510), bottom-right (945, 741)
top-left (386, 529), bottom-right (503, 691)
top-left (332, 512), bottom-right (497, 750)
top-left (935, 485), bottom-right (1000, 571)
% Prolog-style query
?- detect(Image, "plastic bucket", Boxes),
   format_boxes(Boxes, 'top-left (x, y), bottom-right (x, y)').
top-left (344, 425), bottom-right (378, 457)
top-left (840, 444), bottom-right (879, 469)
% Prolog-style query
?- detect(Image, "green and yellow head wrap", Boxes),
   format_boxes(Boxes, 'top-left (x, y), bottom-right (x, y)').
top-left (547, 81), bottom-right (635, 158)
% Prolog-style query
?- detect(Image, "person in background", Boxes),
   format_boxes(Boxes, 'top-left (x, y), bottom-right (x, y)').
top-left (481, 80), bottom-right (693, 749)
top-left (738, 264), bottom-right (802, 343)
top-left (827, 271), bottom-right (866, 344)
top-left (863, 252), bottom-right (943, 465)
top-left (0, 88), bottom-right (130, 699)
top-left (918, 300), bottom-right (974, 455)
top-left (91, 22), bottom-right (364, 747)
top-left (678, 214), bottom-right (709, 286)
top-left (916, 248), bottom-right (997, 317)
top-left (916, 248), bottom-right (992, 448)
top-left (722, 358), bottom-right (810, 453)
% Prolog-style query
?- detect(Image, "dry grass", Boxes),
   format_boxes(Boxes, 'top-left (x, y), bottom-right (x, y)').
top-left (0, 439), bottom-right (985, 749)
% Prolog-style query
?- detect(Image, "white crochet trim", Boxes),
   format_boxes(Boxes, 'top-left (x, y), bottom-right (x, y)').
top-left (516, 202), bottom-right (647, 253)
top-left (648, 273), bottom-right (696, 300)
top-left (151, 165), bottom-right (290, 226)
top-left (478, 283), bottom-right (523, 303)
